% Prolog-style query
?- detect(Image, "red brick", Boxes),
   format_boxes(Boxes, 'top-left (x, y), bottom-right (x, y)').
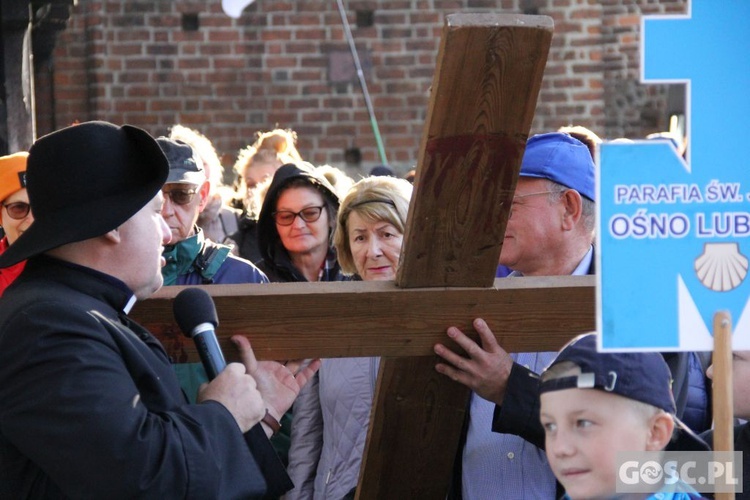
top-left (617, 14), bottom-right (640, 26)
top-left (294, 29), bottom-right (327, 41)
top-left (125, 59), bottom-right (155, 71)
top-left (108, 43), bottom-right (142, 60)
top-left (115, 100), bottom-right (147, 112)
top-left (261, 30), bottom-right (292, 42)
top-left (208, 31), bottom-right (240, 43)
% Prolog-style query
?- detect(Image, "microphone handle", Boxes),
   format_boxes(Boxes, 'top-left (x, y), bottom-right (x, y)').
top-left (192, 323), bottom-right (227, 380)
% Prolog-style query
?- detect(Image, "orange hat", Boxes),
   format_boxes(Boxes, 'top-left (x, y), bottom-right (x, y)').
top-left (0, 152), bottom-right (28, 203)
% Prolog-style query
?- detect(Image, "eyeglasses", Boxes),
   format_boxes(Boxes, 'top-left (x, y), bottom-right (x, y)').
top-left (2, 201), bottom-right (31, 220)
top-left (162, 187), bottom-right (197, 206)
top-left (273, 205), bottom-right (326, 226)
top-left (509, 190), bottom-right (561, 218)
top-left (512, 190), bottom-right (557, 203)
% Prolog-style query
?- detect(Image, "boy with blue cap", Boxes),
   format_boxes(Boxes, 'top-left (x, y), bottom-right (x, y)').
top-left (541, 333), bottom-right (706, 499)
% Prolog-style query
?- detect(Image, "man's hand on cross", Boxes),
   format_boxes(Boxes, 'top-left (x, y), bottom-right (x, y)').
top-left (433, 318), bottom-right (513, 405)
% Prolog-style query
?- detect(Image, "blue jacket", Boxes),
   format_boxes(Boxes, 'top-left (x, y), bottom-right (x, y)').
top-left (162, 227), bottom-right (268, 286)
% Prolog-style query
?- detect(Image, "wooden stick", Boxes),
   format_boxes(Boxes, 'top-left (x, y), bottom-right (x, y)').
top-left (713, 311), bottom-right (734, 500)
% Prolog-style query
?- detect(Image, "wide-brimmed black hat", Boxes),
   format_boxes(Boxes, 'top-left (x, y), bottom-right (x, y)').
top-left (0, 121), bottom-right (169, 267)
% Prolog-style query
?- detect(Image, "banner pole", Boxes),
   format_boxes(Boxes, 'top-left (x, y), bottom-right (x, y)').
top-left (713, 310), bottom-right (735, 500)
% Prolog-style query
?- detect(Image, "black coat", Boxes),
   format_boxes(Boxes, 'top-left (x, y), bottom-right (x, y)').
top-left (231, 214), bottom-right (264, 266)
top-left (0, 256), bottom-right (290, 499)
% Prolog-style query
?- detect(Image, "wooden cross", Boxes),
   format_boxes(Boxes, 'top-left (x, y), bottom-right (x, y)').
top-left (132, 13), bottom-right (596, 499)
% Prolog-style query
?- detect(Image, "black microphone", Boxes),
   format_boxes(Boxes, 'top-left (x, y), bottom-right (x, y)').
top-left (173, 287), bottom-right (227, 380)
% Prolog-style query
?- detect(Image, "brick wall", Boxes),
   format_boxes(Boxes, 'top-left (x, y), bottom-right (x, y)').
top-left (39, 0), bottom-right (687, 177)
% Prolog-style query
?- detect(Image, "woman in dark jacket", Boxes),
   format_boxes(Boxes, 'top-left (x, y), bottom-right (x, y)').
top-left (255, 161), bottom-right (345, 467)
top-left (257, 162), bottom-right (345, 283)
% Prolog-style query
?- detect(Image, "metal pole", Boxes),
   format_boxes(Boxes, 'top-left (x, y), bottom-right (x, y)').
top-left (335, 0), bottom-right (388, 165)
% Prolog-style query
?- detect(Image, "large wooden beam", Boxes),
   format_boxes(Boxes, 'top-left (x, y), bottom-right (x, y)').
top-left (130, 276), bottom-right (594, 361)
top-left (360, 13), bottom-right (553, 499)
top-left (397, 13), bottom-right (553, 290)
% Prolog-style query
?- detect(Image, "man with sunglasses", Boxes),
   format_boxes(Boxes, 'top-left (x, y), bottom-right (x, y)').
top-left (157, 138), bottom-right (271, 405)
top-left (0, 152), bottom-right (33, 296)
top-left (157, 137), bottom-right (268, 287)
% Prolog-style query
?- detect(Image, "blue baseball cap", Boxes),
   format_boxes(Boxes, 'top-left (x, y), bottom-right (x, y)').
top-left (540, 333), bottom-right (675, 413)
top-left (540, 333), bottom-right (711, 451)
top-left (520, 132), bottom-right (595, 201)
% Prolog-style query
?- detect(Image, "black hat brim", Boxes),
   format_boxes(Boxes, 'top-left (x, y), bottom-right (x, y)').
top-left (0, 122), bottom-right (168, 267)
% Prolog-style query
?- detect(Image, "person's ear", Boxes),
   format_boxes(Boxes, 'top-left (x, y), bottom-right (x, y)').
top-left (197, 181), bottom-right (212, 213)
top-left (561, 189), bottom-right (583, 230)
top-left (102, 228), bottom-right (121, 245)
top-left (646, 412), bottom-right (675, 451)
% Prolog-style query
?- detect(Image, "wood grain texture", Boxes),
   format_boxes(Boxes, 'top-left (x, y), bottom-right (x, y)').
top-left (359, 13), bottom-right (553, 499)
top-left (358, 356), bottom-right (471, 499)
top-left (712, 312), bottom-right (735, 500)
top-left (397, 13), bottom-right (553, 289)
top-left (129, 276), bottom-right (594, 362)
top-left (712, 312), bottom-right (734, 452)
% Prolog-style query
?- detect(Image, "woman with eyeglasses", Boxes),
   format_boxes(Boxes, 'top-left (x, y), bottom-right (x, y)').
top-left (228, 129), bottom-right (302, 265)
top-left (256, 162), bottom-right (344, 283)
top-left (0, 152), bottom-right (33, 297)
top-left (285, 175), bottom-right (413, 500)
top-left (254, 161), bottom-right (344, 468)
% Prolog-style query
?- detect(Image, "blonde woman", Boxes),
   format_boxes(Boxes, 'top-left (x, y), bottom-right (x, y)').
top-left (229, 128), bottom-right (302, 262)
top-left (286, 176), bottom-right (413, 499)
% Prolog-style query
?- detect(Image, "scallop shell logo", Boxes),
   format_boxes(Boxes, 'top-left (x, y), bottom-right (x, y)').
top-left (694, 243), bottom-right (748, 292)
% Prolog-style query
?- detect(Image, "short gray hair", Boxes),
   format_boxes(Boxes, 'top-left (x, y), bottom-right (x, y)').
top-left (546, 180), bottom-right (595, 233)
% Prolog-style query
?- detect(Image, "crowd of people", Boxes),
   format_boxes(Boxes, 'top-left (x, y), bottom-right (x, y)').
top-left (0, 120), bottom-right (732, 499)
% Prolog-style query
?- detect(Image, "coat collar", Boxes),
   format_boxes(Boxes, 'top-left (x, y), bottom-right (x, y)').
top-left (21, 255), bottom-right (136, 314)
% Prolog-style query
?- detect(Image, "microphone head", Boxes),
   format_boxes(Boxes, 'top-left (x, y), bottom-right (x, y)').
top-left (173, 287), bottom-right (219, 337)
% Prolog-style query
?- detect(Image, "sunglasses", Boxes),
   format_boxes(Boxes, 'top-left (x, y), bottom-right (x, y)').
top-left (273, 205), bottom-right (326, 226)
top-left (2, 201), bottom-right (31, 220)
top-left (162, 187), bottom-right (197, 206)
